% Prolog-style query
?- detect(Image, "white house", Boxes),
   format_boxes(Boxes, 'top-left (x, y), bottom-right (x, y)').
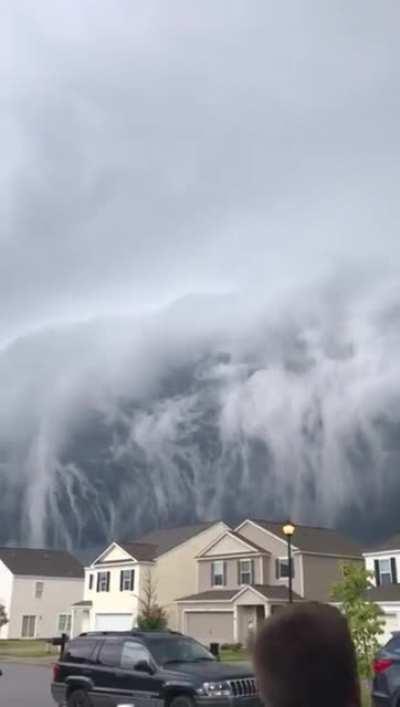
top-left (364, 533), bottom-right (400, 643)
top-left (71, 521), bottom-right (227, 637)
top-left (0, 547), bottom-right (84, 639)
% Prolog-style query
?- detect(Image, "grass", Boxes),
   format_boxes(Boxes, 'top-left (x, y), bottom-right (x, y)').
top-left (0, 640), bottom-right (58, 659)
top-left (220, 647), bottom-right (249, 662)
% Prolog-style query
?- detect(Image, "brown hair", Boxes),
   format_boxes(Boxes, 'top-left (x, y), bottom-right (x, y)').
top-left (253, 603), bottom-right (360, 707)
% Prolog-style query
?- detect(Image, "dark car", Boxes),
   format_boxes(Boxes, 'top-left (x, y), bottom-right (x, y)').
top-left (51, 630), bottom-right (260, 707)
top-left (372, 632), bottom-right (400, 707)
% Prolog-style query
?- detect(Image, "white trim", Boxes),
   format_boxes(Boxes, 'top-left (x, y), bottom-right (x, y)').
top-left (177, 597), bottom-right (239, 604)
top-left (196, 529), bottom-right (265, 559)
top-left (21, 614), bottom-right (38, 639)
top-left (234, 520), bottom-right (300, 552)
top-left (300, 551), bottom-right (361, 559)
top-left (89, 542), bottom-right (134, 567)
top-left (299, 555), bottom-right (305, 597)
top-left (363, 550), bottom-right (400, 558)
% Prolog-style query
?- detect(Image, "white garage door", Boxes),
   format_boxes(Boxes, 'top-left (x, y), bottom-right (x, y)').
top-left (95, 614), bottom-right (132, 631)
top-left (185, 612), bottom-right (234, 644)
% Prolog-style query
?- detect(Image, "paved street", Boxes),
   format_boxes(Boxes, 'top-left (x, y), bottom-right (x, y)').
top-left (0, 662), bottom-right (53, 706)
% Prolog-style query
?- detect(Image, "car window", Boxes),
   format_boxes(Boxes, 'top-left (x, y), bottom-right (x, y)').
top-left (64, 639), bottom-right (97, 664)
top-left (98, 639), bottom-right (122, 667)
top-left (147, 636), bottom-right (215, 666)
top-left (386, 637), bottom-right (400, 654)
top-left (121, 641), bottom-right (151, 670)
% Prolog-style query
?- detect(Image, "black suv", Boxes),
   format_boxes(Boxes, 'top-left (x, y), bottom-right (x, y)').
top-left (51, 630), bottom-right (260, 707)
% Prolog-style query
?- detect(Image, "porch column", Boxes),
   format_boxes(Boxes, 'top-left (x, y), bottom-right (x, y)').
top-left (233, 605), bottom-right (239, 642)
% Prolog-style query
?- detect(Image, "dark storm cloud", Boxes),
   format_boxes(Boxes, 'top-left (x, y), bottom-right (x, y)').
top-left (1, 1), bottom-right (400, 547)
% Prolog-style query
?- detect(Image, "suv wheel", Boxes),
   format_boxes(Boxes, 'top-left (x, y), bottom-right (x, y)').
top-left (170, 696), bottom-right (195, 707)
top-left (67, 689), bottom-right (92, 707)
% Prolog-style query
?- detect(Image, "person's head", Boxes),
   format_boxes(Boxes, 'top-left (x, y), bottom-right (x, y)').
top-left (253, 602), bottom-right (360, 707)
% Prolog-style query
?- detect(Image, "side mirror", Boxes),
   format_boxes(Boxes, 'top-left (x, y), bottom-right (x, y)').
top-left (134, 659), bottom-right (153, 674)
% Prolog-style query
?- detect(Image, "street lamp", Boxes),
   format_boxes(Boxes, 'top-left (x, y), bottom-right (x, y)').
top-left (282, 521), bottom-right (296, 604)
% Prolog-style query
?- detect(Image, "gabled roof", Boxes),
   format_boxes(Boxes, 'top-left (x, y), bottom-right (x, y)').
top-left (118, 542), bottom-right (158, 561)
top-left (134, 522), bottom-right (223, 557)
top-left (364, 533), bottom-right (400, 554)
top-left (0, 547), bottom-right (83, 578)
top-left (197, 530), bottom-right (269, 558)
top-left (241, 520), bottom-right (361, 557)
top-left (177, 584), bottom-right (302, 602)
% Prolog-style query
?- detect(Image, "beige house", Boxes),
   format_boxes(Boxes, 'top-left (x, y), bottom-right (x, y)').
top-left (0, 548), bottom-right (83, 639)
top-left (176, 519), bottom-right (362, 645)
top-left (72, 521), bottom-right (227, 636)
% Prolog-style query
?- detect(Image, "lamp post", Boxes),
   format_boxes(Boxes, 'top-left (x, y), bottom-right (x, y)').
top-left (282, 521), bottom-right (296, 604)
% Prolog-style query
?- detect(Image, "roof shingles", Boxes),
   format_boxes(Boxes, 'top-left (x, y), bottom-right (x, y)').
top-left (0, 548), bottom-right (83, 578)
top-left (247, 520), bottom-right (362, 557)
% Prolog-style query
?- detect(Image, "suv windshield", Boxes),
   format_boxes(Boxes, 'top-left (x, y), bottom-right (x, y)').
top-left (147, 636), bottom-right (215, 666)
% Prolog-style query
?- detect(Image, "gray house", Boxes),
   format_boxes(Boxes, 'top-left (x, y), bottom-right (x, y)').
top-left (177, 519), bottom-right (362, 645)
top-left (0, 548), bottom-right (84, 639)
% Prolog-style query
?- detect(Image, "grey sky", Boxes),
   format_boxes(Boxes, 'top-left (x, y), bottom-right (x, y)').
top-left (1, 0), bottom-right (400, 344)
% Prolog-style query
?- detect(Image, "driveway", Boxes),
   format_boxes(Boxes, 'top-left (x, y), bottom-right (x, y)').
top-left (0, 662), bottom-right (53, 706)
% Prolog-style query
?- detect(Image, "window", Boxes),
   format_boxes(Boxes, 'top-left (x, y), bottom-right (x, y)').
top-left (63, 639), bottom-right (97, 664)
top-left (98, 639), bottom-right (122, 667)
top-left (58, 614), bottom-right (72, 636)
top-left (121, 641), bottom-right (151, 670)
top-left (374, 558), bottom-right (398, 586)
top-left (120, 569), bottom-right (135, 592)
top-left (21, 615), bottom-right (36, 638)
top-left (147, 636), bottom-right (214, 667)
top-left (89, 574), bottom-right (94, 590)
top-left (35, 581), bottom-right (44, 599)
top-left (275, 558), bottom-right (295, 580)
top-left (97, 571), bottom-right (110, 592)
top-left (238, 559), bottom-right (254, 585)
top-left (211, 560), bottom-right (226, 586)
top-left (386, 637), bottom-right (400, 654)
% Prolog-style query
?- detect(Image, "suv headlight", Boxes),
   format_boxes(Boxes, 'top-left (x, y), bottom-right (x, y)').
top-left (199, 681), bottom-right (232, 697)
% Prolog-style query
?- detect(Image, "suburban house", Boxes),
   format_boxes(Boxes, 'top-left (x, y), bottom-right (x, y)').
top-left (71, 521), bottom-right (228, 637)
top-left (364, 533), bottom-right (400, 642)
top-left (176, 519), bottom-right (362, 646)
top-left (0, 547), bottom-right (83, 639)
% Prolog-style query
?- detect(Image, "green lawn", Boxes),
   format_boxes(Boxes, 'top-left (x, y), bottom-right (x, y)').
top-left (220, 647), bottom-right (249, 662)
top-left (0, 639), bottom-right (58, 659)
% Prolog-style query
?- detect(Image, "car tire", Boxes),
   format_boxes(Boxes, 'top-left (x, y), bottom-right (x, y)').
top-left (67, 689), bottom-right (93, 707)
top-left (170, 696), bottom-right (196, 707)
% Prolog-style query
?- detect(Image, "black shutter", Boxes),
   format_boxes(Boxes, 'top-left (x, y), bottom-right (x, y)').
top-left (251, 559), bottom-right (255, 584)
top-left (391, 558), bottom-right (398, 584)
top-left (106, 571), bottom-right (110, 592)
top-left (211, 563), bottom-right (214, 586)
top-left (275, 559), bottom-right (280, 579)
top-left (374, 560), bottom-right (381, 586)
top-left (89, 574), bottom-right (93, 590)
top-left (237, 561), bottom-right (241, 585)
top-left (223, 562), bottom-right (227, 587)
top-left (96, 573), bottom-right (100, 592)
top-left (130, 569), bottom-right (135, 591)
top-left (120, 570), bottom-right (123, 591)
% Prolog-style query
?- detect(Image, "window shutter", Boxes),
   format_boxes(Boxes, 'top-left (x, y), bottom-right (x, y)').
top-left (89, 574), bottom-right (93, 590)
top-left (374, 560), bottom-right (381, 586)
top-left (106, 572), bottom-right (110, 592)
top-left (251, 559), bottom-right (255, 584)
top-left (211, 563), bottom-right (214, 586)
top-left (275, 559), bottom-right (280, 579)
top-left (391, 558), bottom-right (398, 584)
top-left (120, 571), bottom-right (123, 591)
top-left (96, 573), bottom-right (101, 592)
top-left (130, 570), bottom-right (135, 591)
top-left (237, 561), bottom-right (241, 585)
top-left (223, 562), bottom-right (227, 586)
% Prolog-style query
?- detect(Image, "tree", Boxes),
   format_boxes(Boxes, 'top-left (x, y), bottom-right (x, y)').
top-left (0, 604), bottom-right (8, 630)
top-left (332, 563), bottom-right (384, 679)
top-left (136, 572), bottom-right (168, 631)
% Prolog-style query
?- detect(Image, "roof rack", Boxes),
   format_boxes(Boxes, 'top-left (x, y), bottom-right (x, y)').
top-left (78, 629), bottom-right (182, 637)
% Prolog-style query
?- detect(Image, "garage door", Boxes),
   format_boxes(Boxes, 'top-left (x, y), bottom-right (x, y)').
top-left (95, 614), bottom-right (132, 631)
top-left (185, 612), bottom-right (234, 644)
